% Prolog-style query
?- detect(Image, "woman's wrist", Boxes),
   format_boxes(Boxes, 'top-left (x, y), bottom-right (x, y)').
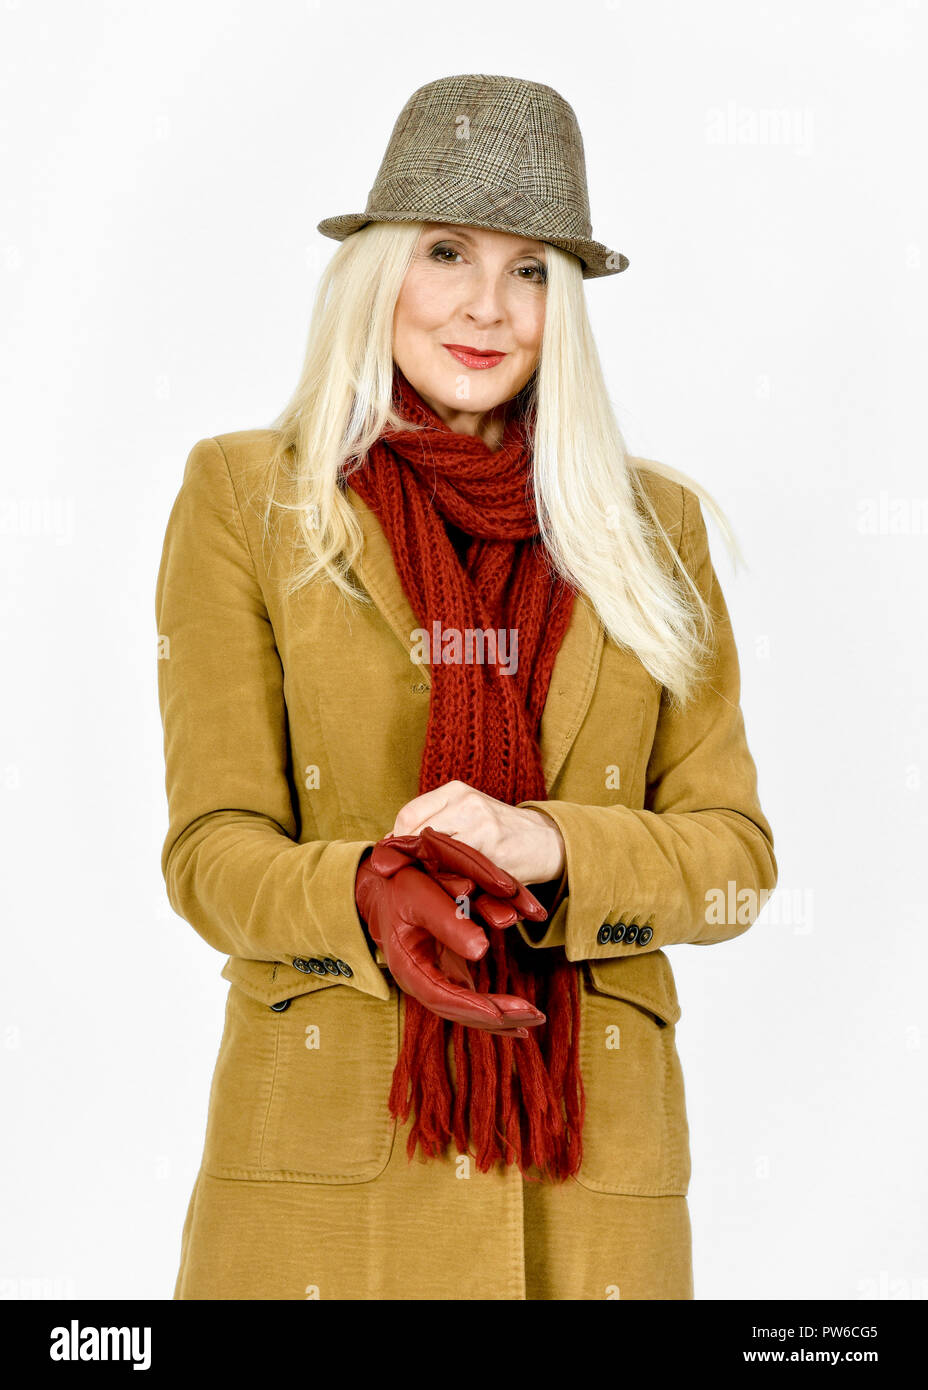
top-left (521, 808), bottom-right (566, 884)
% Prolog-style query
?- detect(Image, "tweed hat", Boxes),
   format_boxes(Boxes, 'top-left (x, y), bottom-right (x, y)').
top-left (317, 73), bottom-right (628, 280)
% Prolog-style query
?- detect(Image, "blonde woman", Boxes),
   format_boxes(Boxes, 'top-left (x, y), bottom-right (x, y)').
top-left (155, 74), bottom-right (777, 1300)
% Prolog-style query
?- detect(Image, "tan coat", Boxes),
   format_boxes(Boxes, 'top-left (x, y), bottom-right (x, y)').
top-left (155, 430), bottom-right (777, 1300)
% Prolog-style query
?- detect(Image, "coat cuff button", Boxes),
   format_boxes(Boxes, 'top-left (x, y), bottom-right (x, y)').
top-left (336, 959), bottom-right (353, 977)
top-left (597, 923), bottom-right (612, 945)
top-left (610, 923), bottom-right (627, 943)
top-left (637, 926), bottom-right (653, 945)
top-left (624, 925), bottom-right (639, 943)
top-left (292, 957), bottom-right (313, 973)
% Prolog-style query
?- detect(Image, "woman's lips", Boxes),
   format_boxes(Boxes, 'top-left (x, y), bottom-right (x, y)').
top-left (443, 344), bottom-right (507, 370)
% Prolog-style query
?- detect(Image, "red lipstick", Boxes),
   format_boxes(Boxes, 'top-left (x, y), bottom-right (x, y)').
top-left (442, 344), bottom-right (508, 370)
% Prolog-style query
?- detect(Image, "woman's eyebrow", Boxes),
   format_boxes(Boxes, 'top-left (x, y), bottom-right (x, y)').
top-left (426, 225), bottom-right (547, 255)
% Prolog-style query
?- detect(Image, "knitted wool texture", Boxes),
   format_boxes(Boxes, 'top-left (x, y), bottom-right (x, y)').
top-left (345, 365), bottom-right (586, 1182)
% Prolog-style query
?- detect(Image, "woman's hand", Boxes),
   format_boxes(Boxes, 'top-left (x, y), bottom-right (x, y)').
top-left (390, 780), bottom-right (566, 887)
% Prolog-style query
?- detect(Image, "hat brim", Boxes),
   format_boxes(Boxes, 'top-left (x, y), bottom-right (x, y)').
top-left (316, 211), bottom-right (628, 279)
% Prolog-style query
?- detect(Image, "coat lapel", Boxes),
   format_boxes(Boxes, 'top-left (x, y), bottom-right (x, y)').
top-left (344, 485), bottom-right (604, 790)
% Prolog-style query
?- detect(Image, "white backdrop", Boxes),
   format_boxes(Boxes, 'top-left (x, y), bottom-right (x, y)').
top-left (2, 0), bottom-right (925, 1301)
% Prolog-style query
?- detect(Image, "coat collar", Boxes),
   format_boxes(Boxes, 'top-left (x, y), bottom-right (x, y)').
top-left (344, 483), bottom-right (604, 791)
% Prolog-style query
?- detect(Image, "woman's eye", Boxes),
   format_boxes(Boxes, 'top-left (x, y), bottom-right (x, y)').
top-left (428, 244), bottom-right (546, 282)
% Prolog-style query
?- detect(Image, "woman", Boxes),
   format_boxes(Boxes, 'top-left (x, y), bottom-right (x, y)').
top-left (155, 74), bottom-right (777, 1300)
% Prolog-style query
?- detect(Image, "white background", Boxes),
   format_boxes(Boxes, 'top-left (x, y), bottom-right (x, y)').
top-left (2, 0), bottom-right (925, 1301)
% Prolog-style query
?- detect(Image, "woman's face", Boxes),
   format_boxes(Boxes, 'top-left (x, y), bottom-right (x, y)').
top-left (392, 223), bottom-right (547, 441)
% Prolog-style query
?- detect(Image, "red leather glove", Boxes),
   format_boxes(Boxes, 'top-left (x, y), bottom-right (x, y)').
top-left (370, 827), bottom-right (551, 1011)
top-left (355, 839), bottom-right (547, 1037)
top-left (370, 826), bottom-right (550, 931)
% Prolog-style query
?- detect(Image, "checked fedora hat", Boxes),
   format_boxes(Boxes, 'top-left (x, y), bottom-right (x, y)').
top-left (317, 73), bottom-right (628, 279)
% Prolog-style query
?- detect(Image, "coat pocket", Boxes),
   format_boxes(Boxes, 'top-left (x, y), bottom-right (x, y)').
top-left (574, 953), bottom-right (691, 1197)
top-left (201, 973), bottom-right (399, 1184)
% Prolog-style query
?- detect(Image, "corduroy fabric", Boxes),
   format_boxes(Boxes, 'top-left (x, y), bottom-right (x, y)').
top-left (345, 366), bottom-right (584, 1181)
top-left (155, 427), bottom-right (777, 1299)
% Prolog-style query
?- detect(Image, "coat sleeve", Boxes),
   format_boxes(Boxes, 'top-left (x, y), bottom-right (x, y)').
top-left (513, 484), bottom-right (778, 961)
top-left (155, 436), bottom-right (389, 1001)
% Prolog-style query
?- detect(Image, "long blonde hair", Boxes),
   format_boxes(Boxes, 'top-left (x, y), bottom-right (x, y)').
top-left (260, 221), bottom-right (743, 709)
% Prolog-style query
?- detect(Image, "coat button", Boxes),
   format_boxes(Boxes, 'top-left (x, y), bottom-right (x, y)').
top-left (336, 959), bottom-right (353, 977)
top-left (624, 925), bottom-right (639, 943)
top-left (309, 958), bottom-right (327, 975)
top-left (610, 923), bottom-right (626, 943)
top-left (597, 924), bottom-right (612, 945)
top-left (322, 957), bottom-right (340, 975)
top-left (637, 926), bottom-right (654, 945)
top-left (293, 957), bottom-right (313, 973)
top-left (269, 998), bottom-right (292, 1012)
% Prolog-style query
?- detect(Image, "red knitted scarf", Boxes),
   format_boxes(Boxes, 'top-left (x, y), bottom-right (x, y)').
top-left (345, 365), bottom-right (585, 1182)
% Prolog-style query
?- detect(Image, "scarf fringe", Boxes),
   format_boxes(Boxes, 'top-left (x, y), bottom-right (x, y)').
top-left (388, 930), bottom-right (585, 1182)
